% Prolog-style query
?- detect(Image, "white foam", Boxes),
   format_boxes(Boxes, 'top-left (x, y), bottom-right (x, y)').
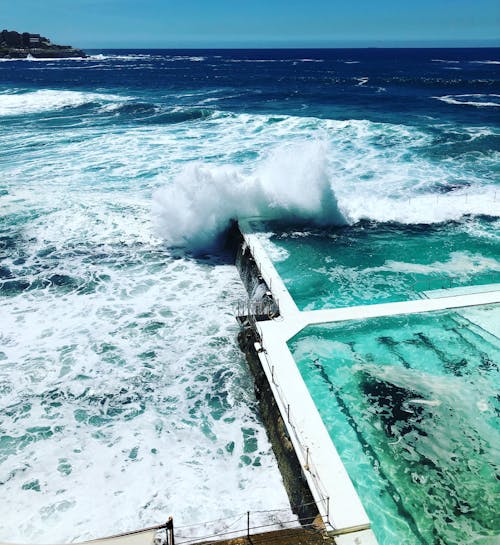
top-left (25, 54), bottom-right (86, 62)
top-left (97, 54), bottom-right (156, 61)
top-left (227, 59), bottom-right (284, 63)
top-left (372, 252), bottom-right (500, 276)
top-left (153, 141), bottom-right (345, 250)
top-left (164, 55), bottom-right (207, 62)
top-left (0, 194), bottom-right (291, 543)
top-left (469, 60), bottom-right (500, 65)
top-left (1, 104), bottom-right (499, 541)
top-left (0, 89), bottom-right (128, 116)
top-left (433, 94), bottom-right (500, 107)
top-left (342, 189), bottom-right (500, 225)
top-left (0, 54), bottom-right (91, 63)
top-left (0, 109), bottom-right (317, 542)
top-left (431, 59), bottom-right (460, 64)
top-left (255, 233), bottom-right (291, 262)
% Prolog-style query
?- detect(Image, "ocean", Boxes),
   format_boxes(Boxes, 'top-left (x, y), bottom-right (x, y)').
top-left (0, 48), bottom-right (499, 543)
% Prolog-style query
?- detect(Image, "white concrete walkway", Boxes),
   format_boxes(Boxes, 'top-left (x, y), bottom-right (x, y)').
top-left (238, 220), bottom-right (500, 545)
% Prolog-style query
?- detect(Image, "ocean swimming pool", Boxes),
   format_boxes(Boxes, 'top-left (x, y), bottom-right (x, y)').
top-left (1, 46), bottom-right (499, 543)
top-left (258, 218), bottom-right (500, 311)
top-left (288, 304), bottom-right (499, 545)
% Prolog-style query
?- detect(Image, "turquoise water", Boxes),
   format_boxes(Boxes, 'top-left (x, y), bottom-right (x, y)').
top-left (259, 218), bottom-right (500, 310)
top-left (288, 305), bottom-right (500, 545)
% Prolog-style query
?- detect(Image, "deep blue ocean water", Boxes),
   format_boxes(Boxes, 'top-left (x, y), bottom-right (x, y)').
top-left (3, 48), bottom-right (500, 124)
top-left (0, 48), bottom-right (499, 543)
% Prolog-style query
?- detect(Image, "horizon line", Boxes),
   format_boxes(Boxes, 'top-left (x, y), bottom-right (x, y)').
top-left (82, 44), bottom-right (500, 50)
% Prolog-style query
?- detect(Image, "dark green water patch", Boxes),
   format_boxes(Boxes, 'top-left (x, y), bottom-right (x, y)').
top-left (0, 278), bottom-right (31, 295)
top-left (22, 479), bottom-right (41, 492)
top-left (0, 266), bottom-right (13, 279)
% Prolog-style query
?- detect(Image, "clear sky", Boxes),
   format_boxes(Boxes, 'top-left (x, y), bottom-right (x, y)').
top-left (2, 0), bottom-right (499, 48)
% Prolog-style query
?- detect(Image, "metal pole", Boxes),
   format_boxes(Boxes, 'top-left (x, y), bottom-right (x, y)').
top-left (167, 517), bottom-right (174, 545)
top-left (247, 511), bottom-right (250, 541)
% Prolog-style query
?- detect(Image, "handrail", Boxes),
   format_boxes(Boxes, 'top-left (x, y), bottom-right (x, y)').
top-left (256, 340), bottom-right (332, 527)
top-left (174, 505), bottom-right (327, 545)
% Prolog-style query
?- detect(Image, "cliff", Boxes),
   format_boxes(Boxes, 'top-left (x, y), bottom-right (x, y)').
top-left (0, 29), bottom-right (86, 59)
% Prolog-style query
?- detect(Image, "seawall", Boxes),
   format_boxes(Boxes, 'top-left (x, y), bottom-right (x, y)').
top-left (231, 223), bottom-right (318, 525)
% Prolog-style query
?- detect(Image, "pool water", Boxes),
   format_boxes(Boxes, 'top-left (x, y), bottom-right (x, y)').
top-left (288, 305), bottom-right (500, 545)
top-left (259, 218), bottom-right (500, 310)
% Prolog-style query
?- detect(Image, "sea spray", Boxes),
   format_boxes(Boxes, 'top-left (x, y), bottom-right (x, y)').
top-left (152, 141), bottom-right (346, 249)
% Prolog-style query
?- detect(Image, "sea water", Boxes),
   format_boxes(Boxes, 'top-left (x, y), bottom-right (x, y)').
top-left (257, 219), bottom-right (500, 310)
top-left (0, 48), bottom-right (499, 543)
top-left (288, 305), bottom-right (500, 545)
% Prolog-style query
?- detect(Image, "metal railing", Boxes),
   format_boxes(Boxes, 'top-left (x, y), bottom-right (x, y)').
top-left (235, 298), bottom-right (280, 321)
top-left (253, 327), bottom-right (332, 529)
top-left (59, 503), bottom-right (327, 545)
top-left (173, 499), bottom-right (328, 544)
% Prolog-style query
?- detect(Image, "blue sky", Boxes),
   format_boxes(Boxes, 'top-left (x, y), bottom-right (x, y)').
top-left (2, 0), bottom-right (499, 48)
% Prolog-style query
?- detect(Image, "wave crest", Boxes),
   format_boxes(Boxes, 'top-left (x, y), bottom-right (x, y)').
top-left (152, 141), bottom-right (345, 249)
top-left (433, 94), bottom-right (500, 108)
top-left (0, 89), bottom-right (128, 116)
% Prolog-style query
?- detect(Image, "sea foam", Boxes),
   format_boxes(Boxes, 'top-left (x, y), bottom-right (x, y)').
top-left (1, 75), bottom-right (499, 541)
top-left (373, 252), bottom-right (500, 277)
top-left (0, 89), bottom-right (128, 116)
top-left (433, 94), bottom-right (500, 107)
top-left (153, 141), bottom-right (345, 250)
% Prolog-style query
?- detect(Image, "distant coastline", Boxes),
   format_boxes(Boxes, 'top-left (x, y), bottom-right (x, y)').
top-left (0, 29), bottom-right (86, 58)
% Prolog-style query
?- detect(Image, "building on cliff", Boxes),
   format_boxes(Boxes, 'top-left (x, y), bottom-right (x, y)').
top-left (0, 29), bottom-right (85, 58)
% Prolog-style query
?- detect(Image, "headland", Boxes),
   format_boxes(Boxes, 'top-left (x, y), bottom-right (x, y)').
top-left (0, 29), bottom-right (86, 58)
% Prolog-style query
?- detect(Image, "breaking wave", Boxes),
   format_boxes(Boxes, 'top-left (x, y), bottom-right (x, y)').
top-left (343, 189), bottom-right (499, 225)
top-left (469, 60), bottom-right (500, 65)
top-left (153, 141), bottom-right (345, 249)
top-left (0, 89), bottom-right (128, 116)
top-left (152, 114), bottom-right (499, 250)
